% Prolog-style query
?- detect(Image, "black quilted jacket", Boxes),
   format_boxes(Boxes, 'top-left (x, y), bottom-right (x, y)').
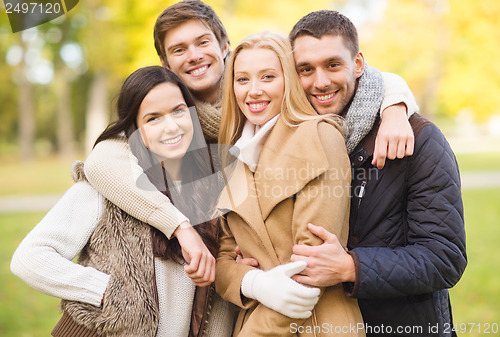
top-left (345, 113), bottom-right (467, 337)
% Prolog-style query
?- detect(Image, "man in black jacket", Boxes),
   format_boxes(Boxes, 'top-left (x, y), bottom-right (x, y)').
top-left (289, 10), bottom-right (466, 337)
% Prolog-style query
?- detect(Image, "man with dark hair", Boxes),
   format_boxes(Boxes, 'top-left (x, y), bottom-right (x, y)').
top-left (289, 10), bottom-right (466, 337)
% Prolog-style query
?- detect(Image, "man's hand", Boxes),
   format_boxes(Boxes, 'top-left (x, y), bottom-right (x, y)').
top-left (174, 221), bottom-right (215, 287)
top-left (291, 223), bottom-right (355, 287)
top-left (235, 245), bottom-right (259, 267)
top-left (372, 103), bottom-right (414, 169)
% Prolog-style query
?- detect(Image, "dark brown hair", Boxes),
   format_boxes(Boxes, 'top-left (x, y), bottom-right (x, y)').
top-left (94, 66), bottom-right (219, 262)
top-left (289, 10), bottom-right (359, 59)
top-left (154, 0), bottom-right (229, 67)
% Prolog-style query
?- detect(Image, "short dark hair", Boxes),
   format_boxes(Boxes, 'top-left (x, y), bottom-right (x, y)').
top-left (154, 0), bottom-right (229, 66)
top-left (289, 10), bottom-right (359, 59)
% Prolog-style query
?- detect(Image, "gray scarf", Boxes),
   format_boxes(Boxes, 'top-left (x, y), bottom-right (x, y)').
top-left (344, 64), bottom-right (384, 154)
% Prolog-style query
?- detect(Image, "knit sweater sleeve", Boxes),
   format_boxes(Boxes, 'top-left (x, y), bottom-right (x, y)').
top-left (381, 72), bottom-right (419, 117)
top-left (84, 138), bottom-right (189, 239)
top-left (10, 182), bottom-right (110, 307)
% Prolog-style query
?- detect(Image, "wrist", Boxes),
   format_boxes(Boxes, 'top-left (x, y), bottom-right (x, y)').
top-left (381, 102), bottom-right (408, 119)
top-left (241, 269), bottom-right (261, 299)
top-left (173, 221), bottom-right (192, 238)
top-left (342, 252), bottom-right (356, 283)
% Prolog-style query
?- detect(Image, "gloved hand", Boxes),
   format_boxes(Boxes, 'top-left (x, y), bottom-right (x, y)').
top-left (241, 261), bottom-right (320, 319)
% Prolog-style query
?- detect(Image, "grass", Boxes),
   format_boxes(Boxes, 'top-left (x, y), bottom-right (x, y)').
top-left (0, 212), bottom-right (60, 337)
top-left (0, 156), bottom-right (78, 196)
top-left (455, 152), bottom-right (500, 172)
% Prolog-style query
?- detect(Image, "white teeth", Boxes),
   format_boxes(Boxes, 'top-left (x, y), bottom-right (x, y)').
top-left (160, 135), bottom-right (182, 144)
top-left (316, 93), bottom-right (335, 101)
top-left (249, 102), bottom-right (268, 109)
top-left (190, 65), bottom-right (208, 76)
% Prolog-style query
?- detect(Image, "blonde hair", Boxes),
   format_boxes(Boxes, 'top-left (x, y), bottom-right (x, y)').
top-left (218, 31), bottom-right (342, 146)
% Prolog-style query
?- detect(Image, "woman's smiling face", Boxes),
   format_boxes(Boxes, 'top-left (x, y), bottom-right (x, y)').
top-left (136, 82), bottom-right (193, 161)
top-left (233, 47), bottom-right (285, 126)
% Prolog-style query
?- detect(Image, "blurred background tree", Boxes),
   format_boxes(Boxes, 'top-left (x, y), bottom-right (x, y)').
top-left (1, 0), bottom-right (499, 157)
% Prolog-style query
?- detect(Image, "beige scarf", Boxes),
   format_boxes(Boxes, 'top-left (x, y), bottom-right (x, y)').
top-left (194, 98), bottom-right (222, 144)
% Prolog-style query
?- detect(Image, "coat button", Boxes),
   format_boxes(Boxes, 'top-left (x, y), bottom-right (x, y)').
top-left (358, 155), bottom-right (364, 162)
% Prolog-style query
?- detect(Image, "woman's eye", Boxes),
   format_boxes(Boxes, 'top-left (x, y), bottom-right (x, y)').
top-left (263, 74), bottom-right (275, 80)
top-left (236, 77), bottom-right (249, 83)
top-left (147, 116), bottom-right (160, 123)
top-left (172, 108), bottom-right (186, 116)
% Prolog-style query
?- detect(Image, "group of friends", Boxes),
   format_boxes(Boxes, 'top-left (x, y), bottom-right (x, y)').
top-left (11, 1), bottom-right (466, 336)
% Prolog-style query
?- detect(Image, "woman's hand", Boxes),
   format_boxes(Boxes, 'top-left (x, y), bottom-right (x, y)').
top-left (173, 221), bottom-right (215, 287)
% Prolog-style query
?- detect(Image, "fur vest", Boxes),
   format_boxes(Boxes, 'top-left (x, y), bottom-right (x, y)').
top-left (53, 161), bottom-right (159, 336)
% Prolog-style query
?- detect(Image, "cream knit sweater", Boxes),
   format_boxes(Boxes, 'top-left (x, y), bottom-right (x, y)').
top-left (11, 182), bottom-right (235, 337)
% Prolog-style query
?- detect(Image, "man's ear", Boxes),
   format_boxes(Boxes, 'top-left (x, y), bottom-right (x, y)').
top-left (160, 57), bottom-right (170, 70)
top-left (354, 51), bottom-right (365, 79)
top-left (221, 41), bottom-right (229, 59)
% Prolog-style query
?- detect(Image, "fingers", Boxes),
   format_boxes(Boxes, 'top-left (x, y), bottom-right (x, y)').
top-left (185, 250), bottom-right (216, 286)
top-left (238, 257), bottom-right (259, 267)
top-left (280, 260), bottom-right (307, 277)
top-left (405, 134), bottom-right (415, 156)
top-left (235, 245), bottom-right (242, 256)
top-left (308, 223), bottom-right (336, 244)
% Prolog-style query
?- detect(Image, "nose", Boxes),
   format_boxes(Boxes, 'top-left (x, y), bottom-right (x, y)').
top-left (162, 115), bottom-right (180, 134)
top-left (313, 69), bottom-right (330, 91)
top-left (186, 45), bottom-right (203, 63)
top-left (249, 81), bottom-right (263, 98)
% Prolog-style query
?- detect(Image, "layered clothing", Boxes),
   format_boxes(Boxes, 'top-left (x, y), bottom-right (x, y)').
top-left (216, 117), bottom-right (364, 337)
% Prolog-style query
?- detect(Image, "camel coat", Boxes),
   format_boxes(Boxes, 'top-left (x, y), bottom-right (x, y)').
top-left (215, 117), bottom-right (365, 337)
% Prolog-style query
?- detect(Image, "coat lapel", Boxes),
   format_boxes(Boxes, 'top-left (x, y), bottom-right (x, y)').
top-left (218, 159), bottom-right (279, 263)
top-left (255, 118), bottom-right (332, 220)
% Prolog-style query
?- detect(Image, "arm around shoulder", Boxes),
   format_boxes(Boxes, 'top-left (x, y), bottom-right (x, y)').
top-left (84, 138), bottom-right (188, 238)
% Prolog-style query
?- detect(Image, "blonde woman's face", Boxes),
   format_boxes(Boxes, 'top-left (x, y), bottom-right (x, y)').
top-left (233, 48), bottom-right (285, 126)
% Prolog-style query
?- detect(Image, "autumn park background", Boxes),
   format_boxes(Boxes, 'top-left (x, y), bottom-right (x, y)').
top-left (1, 0), bottom-right (500, 336)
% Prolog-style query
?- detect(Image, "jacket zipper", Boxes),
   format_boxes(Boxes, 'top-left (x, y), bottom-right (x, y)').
top-left (357, 181), bottom-right (366, 207)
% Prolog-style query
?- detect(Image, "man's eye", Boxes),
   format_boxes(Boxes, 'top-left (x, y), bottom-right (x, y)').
top-left (300, 67), bottom-right (312, 74)
top-left (200, 40), bottom-right (209, 46)
top-left (328, 63), bottom-right (340, 69)
top-left (173, 48), bottom-right (185, 54)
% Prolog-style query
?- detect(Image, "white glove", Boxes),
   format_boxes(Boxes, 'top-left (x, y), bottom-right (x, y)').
top-left (241, 261), bottom-right (320, 319)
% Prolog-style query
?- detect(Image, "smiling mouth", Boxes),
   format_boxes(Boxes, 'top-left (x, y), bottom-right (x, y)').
top-left (160, 135), bottom-right (182, 145)
top-left (188, 65), bottom-right (209, 77)
top-left (313, 91), bottom-right (337, 105)
top-left (247, 101), bottom-right (269, 113)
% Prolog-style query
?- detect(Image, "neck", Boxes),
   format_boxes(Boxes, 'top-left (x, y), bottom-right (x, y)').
top-left (161, 158), bottom-right (182, 181)
top-left (193, 84), bottom-right (222, 105)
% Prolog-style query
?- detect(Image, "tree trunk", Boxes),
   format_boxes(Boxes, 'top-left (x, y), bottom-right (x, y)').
top-left (55, 67), bottom-right (74, 158)
top-left (85, 73), bottom-right (109, 153)
top-left (18, 69), bottom-right (35, 161)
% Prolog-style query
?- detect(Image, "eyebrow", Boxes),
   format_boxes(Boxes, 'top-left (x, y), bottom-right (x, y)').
top-left (141, 103), bottom-right (187, 120)
top-left (295, 57), bottom-right (343, 68)
top-left (166, 33), bottom-right (213, 54)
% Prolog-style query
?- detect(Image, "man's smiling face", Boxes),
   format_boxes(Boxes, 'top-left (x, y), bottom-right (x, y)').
top-left (163, 19), bottom-right (228, 103)
top-left (293, 34), bottom-right (364, 116)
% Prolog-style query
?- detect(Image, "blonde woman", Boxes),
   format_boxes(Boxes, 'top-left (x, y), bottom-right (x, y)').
top-left (216, 31), bottom-right (364, 337)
